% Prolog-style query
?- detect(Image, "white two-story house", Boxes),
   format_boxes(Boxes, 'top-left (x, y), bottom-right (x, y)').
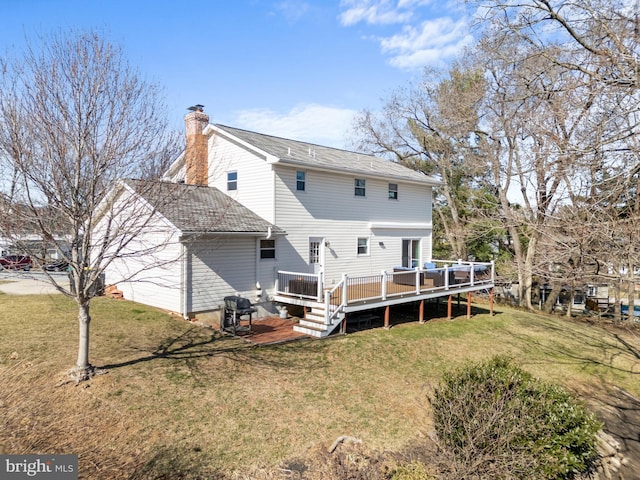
top-left (99, 108), bottom-right (493, 337)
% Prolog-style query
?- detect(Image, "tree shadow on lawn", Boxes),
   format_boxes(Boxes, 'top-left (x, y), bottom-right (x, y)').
top-left (577, 380), bottom-right (640, 478)
top-left (98, 326), bottom-right (327, 375)
top-left (127, 444), bottom-right (227, 480)
top-left (499, 316), bottom-right (640, 478)
top-left (505, 315), bottom-right (640, 376)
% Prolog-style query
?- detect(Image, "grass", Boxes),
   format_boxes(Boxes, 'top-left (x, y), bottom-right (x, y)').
top-left (0, 294), bottom-right (638, 479)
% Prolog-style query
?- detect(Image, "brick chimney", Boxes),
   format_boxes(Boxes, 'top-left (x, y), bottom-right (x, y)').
top-left (185, 105), bottom-right (209, 186)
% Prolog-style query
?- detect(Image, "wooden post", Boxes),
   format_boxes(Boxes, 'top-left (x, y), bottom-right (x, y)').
top-left (490, 288), bottom-right (494, 316)
top-left (447, 295), bottom-right (452, 320)
top-left (419, 299), bottom-right (425, 323)
top-left (467, 291), bottom-right (472, 318)
top-left (384, 305), bottom-right (390, 329)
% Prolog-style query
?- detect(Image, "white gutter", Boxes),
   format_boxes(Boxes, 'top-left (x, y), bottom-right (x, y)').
top-left (181, 242), bottom-right (188, 319)
top-left (369, 222), bottom-right (432, 230)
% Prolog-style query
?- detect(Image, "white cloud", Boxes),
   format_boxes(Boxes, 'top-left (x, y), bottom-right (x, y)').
top-left (380, 16), bottom-right (474, 69)
top-left (338, 0), bottom-right (432, 26)
top-left (232, 104), bottom-right (358, 148)
top-left (275, 1), bottom-right (311, 23)
top-left (338, 0), bottom-right (473, 70)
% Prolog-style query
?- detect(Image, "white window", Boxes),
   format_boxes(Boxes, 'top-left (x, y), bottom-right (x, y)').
top-left (296, 171), bottom-right (306, 191)
top-left (354, 178), bottom-right (366, 196)
top-left (388, 183), bottom-right (398, 200)
top-left (357, 237), bottom-right (369, 256)
top-left (227, 171), bottom-right (237, 191)
top-left (260, 239), bottom-right (275, 259)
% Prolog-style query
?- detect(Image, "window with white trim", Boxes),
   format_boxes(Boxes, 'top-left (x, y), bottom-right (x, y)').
top-left (296, 171), bottom-right (306, 191)
top-left (388, 183), bottom-right (398, 200)
top-left (354, 178), bottom-right (366, 196)
top-left (402, 239), bottom-right (421, 268)
top-left (227, 171), bottom-right (237, 191)
top-left (260, 239), bottom-right (275, 259)
top-left (357, 237), bottom-right (369, 256)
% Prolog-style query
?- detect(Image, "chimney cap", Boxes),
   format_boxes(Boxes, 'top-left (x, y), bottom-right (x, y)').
top-left (187, 104), bottom-right (205, 112)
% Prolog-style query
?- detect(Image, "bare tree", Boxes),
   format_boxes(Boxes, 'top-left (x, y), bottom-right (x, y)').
top-left (0, 31), bottom-right (180, 381)
top-left (470, 0), bottom-right (640, 88)
top-left (351, 66), bottom-right (493, 261)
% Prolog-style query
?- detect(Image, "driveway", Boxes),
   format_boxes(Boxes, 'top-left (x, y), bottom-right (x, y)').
top-left (0, 271), bottom-right (69, 295)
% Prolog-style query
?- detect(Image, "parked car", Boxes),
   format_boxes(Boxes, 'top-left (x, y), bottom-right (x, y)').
top-left (44, 260), bottom-right (69, 272)
top-left (0, 255), bottom-right (32, 271)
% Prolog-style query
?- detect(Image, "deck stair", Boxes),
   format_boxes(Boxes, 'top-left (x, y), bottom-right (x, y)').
top-left (293, 303), bottom-right (343, 338)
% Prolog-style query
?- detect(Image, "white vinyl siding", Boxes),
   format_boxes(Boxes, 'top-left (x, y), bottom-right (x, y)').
top-left (188, 237), bottom-right (257, 313)
top-left (206, 133), bottom-right (275, 222)
top-left (97, 194), bottom-right (183, 313)
top-left (273, 166), bottom-right (433, 286)
top-left (110, 246), bottom-right (183, 313)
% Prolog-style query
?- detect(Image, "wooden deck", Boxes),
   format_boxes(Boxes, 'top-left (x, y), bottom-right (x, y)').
top-left (275, 263), bottom-right (495, 337)
top-left (232, 317), bottom-right (311, 345)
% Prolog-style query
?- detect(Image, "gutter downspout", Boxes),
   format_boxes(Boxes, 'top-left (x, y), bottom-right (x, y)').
top-left (255, 228), bottom-right (272, 302)
top-left (181, 242), bottom-right (189, 320)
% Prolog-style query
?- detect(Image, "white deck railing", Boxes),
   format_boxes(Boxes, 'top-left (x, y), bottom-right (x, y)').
top-left (277, 260), bottom-right (495, 311)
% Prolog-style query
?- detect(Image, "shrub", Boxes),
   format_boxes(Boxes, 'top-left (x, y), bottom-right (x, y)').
top-left (431, 356), bottom-right (602, 479)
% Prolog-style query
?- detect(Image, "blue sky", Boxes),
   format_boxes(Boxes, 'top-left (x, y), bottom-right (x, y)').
top-left (0, 0), bottom-right (473, 147)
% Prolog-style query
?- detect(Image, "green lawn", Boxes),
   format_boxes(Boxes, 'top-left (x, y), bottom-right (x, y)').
top-left (0, 294), bottom-right (638, 479)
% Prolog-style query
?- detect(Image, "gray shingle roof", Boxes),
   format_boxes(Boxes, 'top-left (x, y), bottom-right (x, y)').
top-left (215, 125), bottom-right (438, 185)
top-left (125, 180), bottom-right (285, 235)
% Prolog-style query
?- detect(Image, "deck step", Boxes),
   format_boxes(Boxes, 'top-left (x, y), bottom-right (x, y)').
top-left (293, 305), bottom-right (344, 338)
top-left (304, 311), bottom-right (325, 323)
top-left (293, 324), bottom-right (330, 337)
top-left (298, 318), bottom-right (325, 329)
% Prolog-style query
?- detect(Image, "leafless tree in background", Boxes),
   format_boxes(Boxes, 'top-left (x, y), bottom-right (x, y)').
top-left (0, 30), bottom-right (181, 381)
top-left (471, 0), bottom-right (640, 88)
top-left (353, 0), bottom-right (640, 310)
top-left (470, 0), bottom-right (640, 310)
top-left (351, 66), bottom-right (491, 261)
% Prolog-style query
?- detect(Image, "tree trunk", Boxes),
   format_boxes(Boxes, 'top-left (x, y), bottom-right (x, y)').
top-left (566, 289), bottom-right (574, 318)
top-left (72, 301), bottom-right (93, 382)
top-left (626, 275), bottom-right (635, 321)
top-left (543, 280), bottom-right (562, 313)
top-left (519, 236), bottom-right (537, 310)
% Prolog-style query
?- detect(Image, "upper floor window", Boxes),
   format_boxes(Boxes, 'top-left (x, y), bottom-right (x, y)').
top-left (227, 171), bottom-right (237, 191)
top-left (296, 171), bottom-right (306, 191)
top-left (354, 178), bottom-right (366, 197)
top-left (260, 239), bottom-right (276, 259)
top-left (388, 183), bottom-right (398, 200)
top-left (357, 237), bottom-right (370, 256)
